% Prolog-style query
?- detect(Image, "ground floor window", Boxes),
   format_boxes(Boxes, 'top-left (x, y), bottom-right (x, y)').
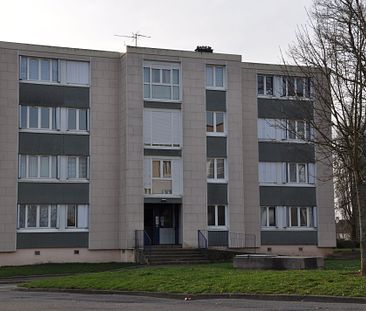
top-left (288, 206), bottom-right (314, 227)
top-left (208, 205), bottom-right (227, 229)
top-left (261, 206), bottom-right (276, 227)
top-left (17, 204), bottom-right (89, 231)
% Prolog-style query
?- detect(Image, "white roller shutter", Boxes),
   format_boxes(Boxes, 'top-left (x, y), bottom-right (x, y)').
top-left (171, 111), bottom-right (182, 146)
top-left (151, 111), bottom-right (172, 146)
top-left (308, 163), bottom-right (316, 184)
top-left (143, 110), bottom-right (152, 146)
top-left (66, 61), bottom-right (89, 85)
top-left (77, 205), bottom-right (89, 228)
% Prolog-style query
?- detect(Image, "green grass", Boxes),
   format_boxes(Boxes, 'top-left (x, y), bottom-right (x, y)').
top-left (0, 262), bottom-right (133, 278)
top-left (21, 259), bottom-right (366, 297)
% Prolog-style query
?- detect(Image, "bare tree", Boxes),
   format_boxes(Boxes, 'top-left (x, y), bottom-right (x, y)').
top-left (287, 0), bottom-right (366, 275)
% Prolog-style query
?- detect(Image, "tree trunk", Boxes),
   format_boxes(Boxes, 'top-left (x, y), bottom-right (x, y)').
top-left (356, 181), bottom-right (366, 276)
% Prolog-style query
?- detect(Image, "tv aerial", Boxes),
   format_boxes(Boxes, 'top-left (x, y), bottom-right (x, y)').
top-left (114, 32), bottom-right (151, 47)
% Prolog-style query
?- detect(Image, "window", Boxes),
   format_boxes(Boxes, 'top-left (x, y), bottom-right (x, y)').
top-left (206, 111), bottom-right (225, 134)
top-left (143, 63), bottom-right (180, 101)
top-left (287, 163), bottom-right (307, 183)
top-left (143, 109), bottom-right (182, 148)
top-left (288, 207), bottom-right (314, 227)
top-left (257, 75), bottom-right (273, 95)
top-left (20, 57), bottom-right (58, 82)
top-left (150, 160), bottom-right (172, 194)
top-left (206, 65), bottom-right (225, 89)
top-left (66, 205), bottom-right (89, 229)
top-left (207, 158), bottom-right (226, 181)
top-left (67, 156), bottom-right (88, 179)
top-left (19, 155), bottom-right (57, 179)
top-left (67, 108), bottom-right (88, 131)
top-left (261, 206), bottom-right (276, 227)
top-left (19, 106), bottom-right (57, 131)
top-left (287, 120), bottom-right (312, 141)
top-left (18, 205), bottom-right (58, 229)
top-left (208, 205), bottom-right (227, 228)
top-left (282, 77), bottom-right (311, 98)
top-left (65, 61), bottom-right (89, 85)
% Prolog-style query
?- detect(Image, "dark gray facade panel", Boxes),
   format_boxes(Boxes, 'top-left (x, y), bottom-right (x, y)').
top-left (18, 183), bottom-right (89, 204)
top-left (144, 101), bottom-right (181, 110)
top-left (17, 232), bottom-right (89, 249)
top-left (258, 142), bottom-right (315, 163)
top-left (144, 197), bottom-right (182, 204)
top-left (207, 183), bottom-right (228, 204)
top-left (144, 149), bottom-right (182, 157)
top-left (260, 186), bottom-right (316, 206)
top-left (19, 83), bottom-right (89, 108)
top-left (206, 90), bottom-right (226, 111)
top-left (261, 230), bottom-right (318, 245)
top-left (258, 98), bottom-right (313, 120)
top-left (19, 133), bottom-right (89, 156)
top-left (207, 137), bottom-right (227, 157)
top-left (208, 231), bottom-right (228, 247)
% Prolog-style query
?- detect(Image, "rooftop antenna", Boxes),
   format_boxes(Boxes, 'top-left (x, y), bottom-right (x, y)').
top-left (114, 32), bottom-right (151, 47)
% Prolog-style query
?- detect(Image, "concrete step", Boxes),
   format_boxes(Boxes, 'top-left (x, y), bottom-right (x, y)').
top-left (148, 259), bottom-right (210, 265)
top-left (144, 248), bottom-right (208, 265)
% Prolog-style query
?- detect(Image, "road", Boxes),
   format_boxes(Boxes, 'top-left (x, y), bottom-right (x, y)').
top-left (0, 284), bottom-right (366, 311)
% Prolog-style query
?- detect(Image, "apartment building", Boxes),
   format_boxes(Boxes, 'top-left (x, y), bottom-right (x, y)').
top-left (0, 41), bottom-right (336, 265)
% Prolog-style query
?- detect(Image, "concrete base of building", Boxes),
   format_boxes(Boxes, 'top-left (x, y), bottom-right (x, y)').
top-left (257, 246), bottom-right (334, 257)
top-left (0, 248), bottom-right (135, 267)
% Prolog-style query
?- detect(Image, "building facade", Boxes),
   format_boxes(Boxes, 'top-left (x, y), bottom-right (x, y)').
top-left (0, 42), bottom-right (336, 265)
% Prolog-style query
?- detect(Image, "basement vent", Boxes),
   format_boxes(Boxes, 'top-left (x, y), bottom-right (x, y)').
top-left (195, 46), bottom-right (213, 53)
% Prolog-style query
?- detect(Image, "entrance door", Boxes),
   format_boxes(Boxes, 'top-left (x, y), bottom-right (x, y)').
top-left (144, 204), bottom-right (180, 245)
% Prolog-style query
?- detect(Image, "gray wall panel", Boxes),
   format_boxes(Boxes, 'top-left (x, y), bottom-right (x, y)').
top-left (144, 197), bottom-right (182, 204)
top-left (18, 183), bottom-right (89, 204)
top-left (258, 98), bottom-right (313, 120)
top-left (260, 186), bottom-right (316, 206)
top-left (206, 90), bottom-right (226, 111)
top-left (19, 133), bottom-right (89, 156)
top-left (17, 232), bottom-right (89, 248)
top-left (259, 142), bottom-right (315, 163)
top-left (207, 183), bottom-right (228, 204)
top-left (207, 137), bottom-right (227, 157)
top-left (208, 231), bottom-right (228, 246)
top-left (144, 101), bottom-right (181, 110)
top-left (261, 230), bottom-right (318, 245)
top-left (19, 83), bottom-right (89, 108)
top-left (144, 149), bottom-right (181, 157)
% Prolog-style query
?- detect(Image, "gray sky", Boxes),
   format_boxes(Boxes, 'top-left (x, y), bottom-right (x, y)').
top-left (1, 0), bottom-right (313, 64)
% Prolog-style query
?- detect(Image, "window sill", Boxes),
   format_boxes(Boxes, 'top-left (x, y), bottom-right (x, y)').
top-left (207, 180), bottom-right (228, 184)
top-left (144, 98), bottom-right (182, 103)
top-left (259, 183), bottom-right (315, 187)
top-left (144, 145), bottom-right (182, 150)
top-left (261, 227), bottom-right (317, 231)
top-left (144, 194), bottom-right (182, 198)
top-left (17, 229), bottom-right (89, 233)
top-left (18, 179), bottom-right (89, 183)
top-left (19, 129), bottom-right (89, 135)
top-left (208, 227), bottom-right (228, 231)
top-left (19, 80), bottom-right (90, 88)
top-left (258, 138), bottom-right (311, 144)
top-left (206, 132), bottom-right (227, 137)
top-left (257, 94), bottom-right (313, 101)
top-left (206, 86), bottom-right (226, 91)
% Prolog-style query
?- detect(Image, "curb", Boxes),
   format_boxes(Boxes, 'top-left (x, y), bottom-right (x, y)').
top-left (16, 287), bottom-right (366, 304)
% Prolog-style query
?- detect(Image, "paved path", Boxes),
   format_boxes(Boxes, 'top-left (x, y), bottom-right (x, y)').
top-left (0, 287), bottom-right (366, 311)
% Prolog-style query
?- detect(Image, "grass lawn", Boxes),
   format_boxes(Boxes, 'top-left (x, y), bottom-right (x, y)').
top-left (21, 259), bottom-right (366, 297)
top-left (0, 263), bottom-right (133, 278)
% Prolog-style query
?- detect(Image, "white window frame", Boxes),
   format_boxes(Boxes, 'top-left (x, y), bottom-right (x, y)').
top-left (67, 156), bottom-right (89, 180)
top-left (19, 106), bottom-right (57, 132)
top-left (20, 56), bottom-right (59, 83)
top-left (282, 76), bottom-right (311, 98)
top-left (150, 159), bottom-right (173, 195)
top-left (143, 62), bottom-right (181, 102)
top-left (207, 158), bottom-right (227, 182)
top-left (257, 74), bottom-right (274, 96)
top-left (206, 111), bottom-right (226, 136)
top-left (288, 206), bottom-right (314, 228)
top-left (207, 205), bottom-right (228, 229)
top-left (287, 120), bottom-right (309, 141)
top-left (19, 155), bottom-right (58, 180)
top-left (67, 108), bottom-right (89, 132)
top-left (261, 206), bottom-right (277, 227)
top-left (206, 65), bottom-right (226, 90)
top-left (287, 163), bottom-right (308, 184)
top-left (17, 204), bottom-right (58, 230)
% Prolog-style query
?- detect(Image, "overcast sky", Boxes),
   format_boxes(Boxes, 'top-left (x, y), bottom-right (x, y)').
top-left (0, 0), bottom-right (313, 64)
